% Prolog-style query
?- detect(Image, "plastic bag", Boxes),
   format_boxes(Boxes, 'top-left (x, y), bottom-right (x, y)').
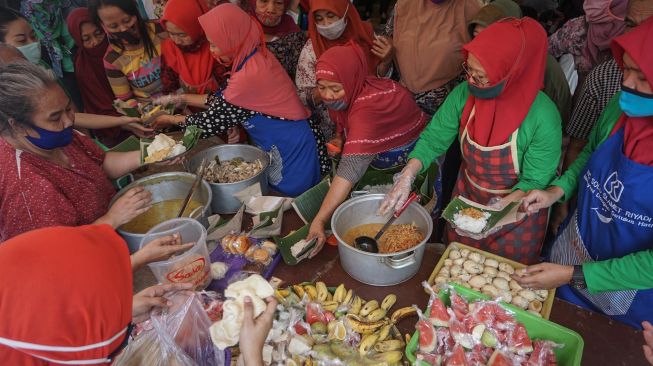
top-left (114, 292), bottom-right (224, 366)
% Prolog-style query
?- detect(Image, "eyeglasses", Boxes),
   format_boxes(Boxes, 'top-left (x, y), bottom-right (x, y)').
top-left (462, 62), bottom-right (489, 87)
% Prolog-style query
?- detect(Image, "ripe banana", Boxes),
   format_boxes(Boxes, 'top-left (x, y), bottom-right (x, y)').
top-left (274, 289), bottom-right (288, 302)
top-left (376, 324), bottom-right (392, 342)
top-left (367, 350), bottom-right (403, 364)
top-left (315, 282), bottom-right (329, 302)
top-left (358, 333), bottom-right (379, 356)
top-left (303, 284), bottom-right (317, 300)
top-left (343, 289), bottom-right (354, 305)
top-left (333, 284), bottom-right (346, 303)
top-left (359, 300), bottom-right (379, 317)
top-left (381, 294), bottom-right (397, 311)
top-left (390, 306), bottom-right (418, 324)
top-left (373, 339), bottom-right (403, 353)
top-left (348, 296), bottom-right (362, 315)
top-left (345, 314), bottom-right (387, 334)
top-left (321, 300), bottom-right (339, 312)
top-left (292, 285), bottom-right (305, 299)
top-left (366, 308), bottom-right (387, 322)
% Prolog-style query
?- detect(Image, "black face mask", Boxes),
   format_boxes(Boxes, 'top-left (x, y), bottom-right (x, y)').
top-left (111, 28), bottom-right (141, 45)
top-left (468, 80), bottom-right (506, 99)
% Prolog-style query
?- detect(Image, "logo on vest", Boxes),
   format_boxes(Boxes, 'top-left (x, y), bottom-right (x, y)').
top-left (603, 172), bottom-right (624, 202)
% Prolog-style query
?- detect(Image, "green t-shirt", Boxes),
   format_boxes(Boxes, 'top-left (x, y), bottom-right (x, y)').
top-left (551, 93), bottom-right (653, 294)
top-left (408, 82), bottom-right (562, 192)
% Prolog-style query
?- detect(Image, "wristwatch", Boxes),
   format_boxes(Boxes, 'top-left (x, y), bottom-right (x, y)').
top-left (569, 265), bottom-right (587, 289)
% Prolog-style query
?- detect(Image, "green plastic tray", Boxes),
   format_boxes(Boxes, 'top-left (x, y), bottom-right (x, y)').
top-left (405, 285), bottom-right (584, 366)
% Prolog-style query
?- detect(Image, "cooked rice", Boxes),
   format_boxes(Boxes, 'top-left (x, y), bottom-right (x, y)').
top-left (453, 209), bottom-right (491, 234)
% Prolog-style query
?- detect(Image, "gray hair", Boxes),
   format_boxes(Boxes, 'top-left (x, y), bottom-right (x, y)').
top-left (0, 62), bottom-right (60, 133)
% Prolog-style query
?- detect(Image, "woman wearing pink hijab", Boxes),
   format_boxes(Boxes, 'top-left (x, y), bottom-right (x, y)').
top-left (549, 0), bottom-right (628, 77)
top-left (153, 4), bottom-right (328, 197)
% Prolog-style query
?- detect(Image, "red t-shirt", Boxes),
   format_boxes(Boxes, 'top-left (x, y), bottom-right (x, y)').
top-left (0, 132), bottom-right (116, 242)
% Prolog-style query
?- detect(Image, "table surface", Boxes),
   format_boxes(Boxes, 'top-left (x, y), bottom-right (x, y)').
top-left (271, 211), bottom-right (648, 366)
top-left (132, 140), bottom-right (648, 366)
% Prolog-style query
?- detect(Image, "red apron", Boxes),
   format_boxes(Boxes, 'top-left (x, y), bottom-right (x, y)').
top-left (446, 111), bottom-right (547, 264)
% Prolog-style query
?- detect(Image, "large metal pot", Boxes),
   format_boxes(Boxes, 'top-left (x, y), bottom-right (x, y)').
top-left (331, 194), bottom-right (433, 286)
top-left (112, 172), bottom-right (212, 253)
top-left (189, 144), bottom-right (270, 214)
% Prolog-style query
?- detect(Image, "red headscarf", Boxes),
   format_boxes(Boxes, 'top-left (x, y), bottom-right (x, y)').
top-left (308, 0), bottom-right (378, 74)
top-left (198, 4), bottom-right (309, 120)
top-left (461, 17), bottom-right (547, 147)
top-left (0, 225), bottom-right (132, 366)
top-left (161, 0), bottom-right (218, 94)
top-left (610, 16), bottom-right (653, 166)
top-left (316, 43), bottom-right (427, 155)
top-left (66, 8), bottom-right (117, 116)
top-left (248, 0), bottom-right (300, 38)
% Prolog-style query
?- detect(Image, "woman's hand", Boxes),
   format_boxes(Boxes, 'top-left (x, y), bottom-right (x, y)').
top-left (371, 35), bottom-right (394, 64)
top-left (132, 283), bottom-right (194, 323)
top-left (521, 186), bottom-right (565, 215)
top-left (643, 321), bottom-right (653, 365)
top-left (378, 161), bottom-right (421, 216)
top-left (511, 263), bottom-right (574, 289)
top-left (151, 114), bottom-right (183, 130)
top-left (122, 121), bottom-right (155, 138)
top-left (239, 296), bottom-right (277, 366)
top-left (306, 219), bottom-right (326, 258)
top-left (99, 186), bottom-right (152, 228)
top-left (227, 127), bottom-right (241, 144)
top-left (131, 234), bottom-right (195, 270)
top-left (151, 94), bottom-right (185, 107)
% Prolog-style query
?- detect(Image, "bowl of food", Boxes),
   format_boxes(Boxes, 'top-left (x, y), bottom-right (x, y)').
top-left (331, 194), bottom-right (433, 286)
top-left (188, 144), bottom-right (270, 214)
top-left (112, 172), bottom-right (213, 253)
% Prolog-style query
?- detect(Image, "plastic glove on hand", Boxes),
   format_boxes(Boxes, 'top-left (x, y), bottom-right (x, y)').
top-left (377, 170), bottom-right (415, 216)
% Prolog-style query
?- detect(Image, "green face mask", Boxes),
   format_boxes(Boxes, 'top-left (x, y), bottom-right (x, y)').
top-left (468, 80), bottom-right (506, 99)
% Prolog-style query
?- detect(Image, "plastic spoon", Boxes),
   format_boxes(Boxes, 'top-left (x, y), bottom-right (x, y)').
top-left (355, 192), bottom-right (420, 253)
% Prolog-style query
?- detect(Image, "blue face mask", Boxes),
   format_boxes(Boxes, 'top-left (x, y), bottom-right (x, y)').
top-left (468, 81), bottom-right (506, 99)
top-left (26, 126), bottom-right (74, 150)
top-left (323, 99), bottom-right (348, 111)
top-left (17, 41), bottom-right (42, 64)
top-left (619, 85), bottom-right (653, 118)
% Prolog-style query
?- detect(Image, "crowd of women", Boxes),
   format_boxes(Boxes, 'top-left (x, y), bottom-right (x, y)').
top-left (0, 0), bottom-right (653, 364)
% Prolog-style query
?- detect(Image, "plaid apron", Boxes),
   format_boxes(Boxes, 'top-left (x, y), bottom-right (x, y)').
top-left (446, 111), bottom-right (547, 264)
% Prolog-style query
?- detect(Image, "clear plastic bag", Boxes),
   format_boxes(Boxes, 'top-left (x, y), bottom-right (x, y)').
top-left (114, 292), bottom-right (224, 366)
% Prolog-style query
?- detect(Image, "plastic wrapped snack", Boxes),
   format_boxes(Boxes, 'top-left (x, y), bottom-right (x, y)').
top-left (114, 292), bottom-right (223, 366)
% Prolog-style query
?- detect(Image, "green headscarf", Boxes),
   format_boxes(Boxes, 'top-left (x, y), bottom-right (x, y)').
top-left (467, 0), bottom-right (523, 38)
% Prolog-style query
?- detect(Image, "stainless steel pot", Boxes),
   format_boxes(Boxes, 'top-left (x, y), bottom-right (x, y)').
top-left (189, 144), bottom-right (270, 214)
top-left (331, 194), bottom-right (433, 286)
top-left (111, 172), bottom-right (213, 253)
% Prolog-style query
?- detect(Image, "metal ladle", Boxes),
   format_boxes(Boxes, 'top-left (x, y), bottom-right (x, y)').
top-left (355, 192), bottom-right (420, 253)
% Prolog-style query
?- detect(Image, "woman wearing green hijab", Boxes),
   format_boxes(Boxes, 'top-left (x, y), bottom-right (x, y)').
top-left (468, 0), bottom-right (572, 125)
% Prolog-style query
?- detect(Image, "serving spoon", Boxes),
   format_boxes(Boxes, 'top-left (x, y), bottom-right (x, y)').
top-left (354, 192), bottom-right (420, 253)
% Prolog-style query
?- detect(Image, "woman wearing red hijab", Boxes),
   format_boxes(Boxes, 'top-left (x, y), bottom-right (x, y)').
top-left (160, 0), bottom-right (226, 95)
top-left (65, 8), bottom-right (150, 147)
top-left (381, 18), bottom-right (562, 265)
top-left (518, 17), bottom-right (653, 329)
top-left (153, 4), bottom-right (328, 197)
top-left (305, 42), bottom-right (428, 251)
top-left (295, 0), bottom-right (377, 140)
top-left (0, 224), bottom-right (189, 365)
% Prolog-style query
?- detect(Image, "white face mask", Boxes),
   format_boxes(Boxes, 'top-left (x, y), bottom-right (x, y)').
top-left (316, 5), bottom-right (348, 40)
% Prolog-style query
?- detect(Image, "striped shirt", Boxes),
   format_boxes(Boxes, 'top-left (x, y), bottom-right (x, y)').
top-left (104, 23), bottom-right (166, 104)
top-left (566, 59), bottom-right (622, 140)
